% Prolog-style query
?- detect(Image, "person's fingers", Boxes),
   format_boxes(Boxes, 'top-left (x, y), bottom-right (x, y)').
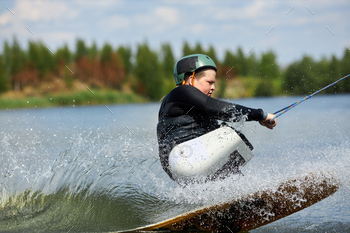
top-left (269, 119), bottom-right (277, 127)
top-left (265, 113), bottom-right (277, 127)
top-left (260, 118), bottom-right (276, 129)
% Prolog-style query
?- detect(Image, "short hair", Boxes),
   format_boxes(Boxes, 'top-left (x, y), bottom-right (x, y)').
top-left (183, 67), bottom-right (216, 83)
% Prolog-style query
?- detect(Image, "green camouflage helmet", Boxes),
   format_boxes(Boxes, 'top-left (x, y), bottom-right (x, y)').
top-left (173, 54), bottom-right (217, 85)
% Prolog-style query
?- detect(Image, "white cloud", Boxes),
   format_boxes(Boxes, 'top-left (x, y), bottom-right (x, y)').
top-left (42, 31), bottom-right (76, 42)
top-left (15, 0), bottom-right (78, 22)
top-left (341, 40), bottom-right (350, 50)
top-left (258, 34), bottom-right (281, 48)
top-left (73, 0), bottom-right (124, 9)
top-left (0, 11), bottom-right (11, 26)
top-left (133, 6), bottom-right (179, 33)
top-left (0, 0), bottom-right (79, 46)
top-left (192, 23), bottom-right (205, 35)
top-left (100, 14), bottom-right (130, 30)
top-left (0, 0), bottom-right (349, 65)
top-left (211, 1), bottom-right (278, 22)
top-left (154, 6), bottom-right (178, 25)
top-left (243, 0), bottom-right (266, 18)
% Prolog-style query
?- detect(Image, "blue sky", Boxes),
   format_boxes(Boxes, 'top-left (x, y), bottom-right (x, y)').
top-left (0, 0), bottom-right (349, 66)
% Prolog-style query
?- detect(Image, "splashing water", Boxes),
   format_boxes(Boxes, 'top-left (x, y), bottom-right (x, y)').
top-left (0, 95), bottom-right (349, 232)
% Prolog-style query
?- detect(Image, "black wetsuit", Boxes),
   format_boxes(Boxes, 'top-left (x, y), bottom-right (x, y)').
top-left (157, 85), bottom-right (266, 180)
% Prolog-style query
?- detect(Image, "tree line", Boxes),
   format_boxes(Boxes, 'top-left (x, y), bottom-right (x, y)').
top-left (0, 38), bottom-right (349, 100)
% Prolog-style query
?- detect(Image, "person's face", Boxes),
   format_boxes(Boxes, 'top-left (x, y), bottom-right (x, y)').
top-left (193, 69), bottom-right (216, 97)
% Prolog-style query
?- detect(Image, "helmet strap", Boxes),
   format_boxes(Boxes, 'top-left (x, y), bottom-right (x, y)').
top-left (190, 71), bottom-right (195, 87)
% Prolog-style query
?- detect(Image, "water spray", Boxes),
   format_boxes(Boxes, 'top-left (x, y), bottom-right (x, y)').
top-left (271, 74), bottom-right (350, 121)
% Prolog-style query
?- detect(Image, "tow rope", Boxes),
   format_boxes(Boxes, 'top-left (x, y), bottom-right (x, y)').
top-left (271, 74), bottom-right (350, 121)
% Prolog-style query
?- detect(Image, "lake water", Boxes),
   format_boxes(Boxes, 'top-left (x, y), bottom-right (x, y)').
top-left (0, 94), bottom-right (349, 232)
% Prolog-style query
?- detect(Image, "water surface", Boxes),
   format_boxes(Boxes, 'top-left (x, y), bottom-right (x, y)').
top-left (0, 94), bottom-right (349, 232)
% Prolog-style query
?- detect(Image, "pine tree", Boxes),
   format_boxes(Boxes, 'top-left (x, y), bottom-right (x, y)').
top-left (75, 39), bottom-right (88, 61)
top-left (0, 55), bottom-right (8, 92)
top-left (340, 48), bottom-right (350, 92)
top-left (55, 44), bottom-right (72, 66)
top-left (100, 43), bottom-right (113, 63)
top-left (135, 43), bottom-right (164, 100)
top-left (314, 57), bottom-right (331, 93)
top-left (284, 56), bottom-right (316, 95)
top-left (193, 42), bottom-right (204, 54)
top-left (28, 41), bottom-right (55, 79)
top-left (117, 45), bottom-right (132, 76)
top-left (222, 50), bottom-right (238, 78)
top-left (259, 51), bottom-right (278, 79)
top-left (206, 45), bottom-right (218, 63)
top-left (3, 41), bottom-right (12, 75)
top-left (100, 43), bottom-right (125, 89)
top-left (89, 42), bottom-right (98, 61)
top-left (160, 43), bottom-right (176, 93)
top-left (246, 52), bottom-right (258, 77)
top-left (10, 37), bottom-right (26, 76)
top-left (236, 47), bottom-right (247, 76)
top-left (329, 55), bottom-right (341, 81)
top-left (182, 41), bottom-right (192, 56)
top-left (9, 38), bottom-right (27, 90)
top-left (160, 43), bottom-right (175, 77)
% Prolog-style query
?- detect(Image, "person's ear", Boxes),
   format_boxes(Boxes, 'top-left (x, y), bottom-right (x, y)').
top-left (191, 75), bottom-right (197, 86)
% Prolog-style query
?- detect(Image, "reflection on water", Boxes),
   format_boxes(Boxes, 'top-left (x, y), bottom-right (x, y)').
top-left (0, 95), bottom-right (349, 232)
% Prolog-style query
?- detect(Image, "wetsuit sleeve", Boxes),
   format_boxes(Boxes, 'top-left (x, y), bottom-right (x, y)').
top-left (169, 85), bottom-right (265, 121)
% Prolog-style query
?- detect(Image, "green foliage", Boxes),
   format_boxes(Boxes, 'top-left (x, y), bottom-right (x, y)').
top-left (160, 43), bottom-right (176, 93)
top-left (329, 55), bottom-right (341, 81)
top-left (135, 43), bottom-right (164, 100)
top-left (193, 42), bottom-right (205, 54)
top-left (284, 56), bottom-right (317, 95)
top-left (254, 80), bottom-right (274, 97)
top-left (75, 39), bottom-right (88, 61)
top-left (340, 49), bottom-right (350, 92)
top-left (100, 43), bottom-right (113, 63)
top-left (1, 38), bottom-right (349, 105)
top-left (313, 58), bottom-right (332, 93)
top-left (222, 50), bottom-right (238, 78)
top-left (8, 37), bottom-right (26, 75)
top-left (222, 48), bottom-right (259, 78)
top-left (0, 89), bottom-right (146, 109)
top-left (100, 44), bottom-right (125, 89)
top-left (217, 78), bottom-right (226, 98)
top-left (117, 46), bottom-right (133, 76)
top-left (89, 42), bottom-right (98, 61)
top-left (160, 43), bottom-right (175, 75)
top-left (246, 53), bottom-right (259, 77)
top-left (0, 55), bottom-right (8, 92)
top-left (64, 68), bottom-right (73, 89)
top-left (236, 47), bottom-right (248, 76)
top-left (55, 44), bottom-right (72, 65)
top-left (207, 45), bottom-right (218, 63)
top-left (282, 51), bottom-right (350, 96)
top-left (28, 41), bottom-right (55, 78)
top-left (182, 41), bottom-right (192, 56)
top-left (259, 51), bottom-right (278, 79)
top-left (3, 41), bottom-right (12, 74)
top-left (253, 51), bottom-right (279, 96)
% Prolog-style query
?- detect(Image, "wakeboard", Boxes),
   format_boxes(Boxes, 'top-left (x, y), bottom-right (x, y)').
top-left (118, 172), bottom-right (339, 233)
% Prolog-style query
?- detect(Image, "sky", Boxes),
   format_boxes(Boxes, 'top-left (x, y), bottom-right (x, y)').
top-left (0, 0), bottom-right (349, 66)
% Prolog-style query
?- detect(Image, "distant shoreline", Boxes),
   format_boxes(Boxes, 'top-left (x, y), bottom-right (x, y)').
top-left (1, 76), bottom-right (347, 110)
top-left (0, 89), bottom-right (147, 110)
